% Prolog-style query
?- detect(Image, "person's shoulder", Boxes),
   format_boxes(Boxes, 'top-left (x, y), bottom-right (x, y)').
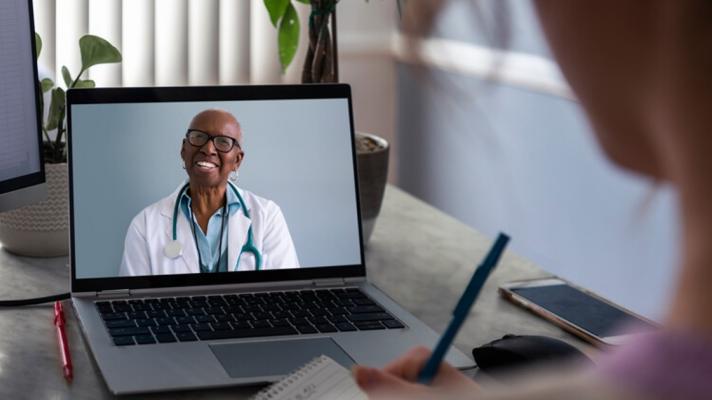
top-left (131, 185), bottom-right (184, 223)
top-left (235, 186), bottom-right (280, 215)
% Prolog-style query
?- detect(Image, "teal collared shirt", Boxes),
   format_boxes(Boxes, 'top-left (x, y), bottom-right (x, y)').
top-left (180, 186), bottom-right (241, 273)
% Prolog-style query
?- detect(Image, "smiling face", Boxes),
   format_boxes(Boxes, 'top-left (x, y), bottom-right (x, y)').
top-left (181, 109), bottom-right (244, 189)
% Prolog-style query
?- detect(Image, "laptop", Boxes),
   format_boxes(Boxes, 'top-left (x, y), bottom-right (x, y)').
top-left (67, 84), bottom-right (473, 395)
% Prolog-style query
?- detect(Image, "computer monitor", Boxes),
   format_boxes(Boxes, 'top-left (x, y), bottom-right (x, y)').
top-left (0, 0), bottom-right (46, 212)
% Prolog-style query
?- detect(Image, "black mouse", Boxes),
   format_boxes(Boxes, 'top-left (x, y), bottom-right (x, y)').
top-left (472, 334), bottom-right (593, 373)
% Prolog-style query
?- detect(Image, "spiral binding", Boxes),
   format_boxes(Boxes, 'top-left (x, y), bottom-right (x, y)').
top-left (251, 355), bottom-right (330, 400)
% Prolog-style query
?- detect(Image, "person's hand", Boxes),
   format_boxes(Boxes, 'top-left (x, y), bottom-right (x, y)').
top-left (352, 346), bottom-right (479, 399)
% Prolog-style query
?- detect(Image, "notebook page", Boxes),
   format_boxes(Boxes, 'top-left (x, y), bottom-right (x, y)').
top-left (252, 355), bottom-right (366, 400)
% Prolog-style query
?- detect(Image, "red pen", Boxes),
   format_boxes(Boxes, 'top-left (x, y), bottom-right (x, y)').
top-left (54, 301), bottom-right (73, 382)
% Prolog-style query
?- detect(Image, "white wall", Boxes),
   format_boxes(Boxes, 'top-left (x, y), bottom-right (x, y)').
top-left (337, 0), bottom-right (399, 182)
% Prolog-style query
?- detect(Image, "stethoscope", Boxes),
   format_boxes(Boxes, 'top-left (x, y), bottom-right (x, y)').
top-left (162, 182), bottom-right (263, 271)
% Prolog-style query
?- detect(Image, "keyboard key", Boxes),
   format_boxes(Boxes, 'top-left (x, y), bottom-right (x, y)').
top-left (270, 319), bottom-right (290, 327)
top-left (289, 317), bottom-right (309, 326)
top-left (112, 301), bottom-right (132, 312)
top-left (348, 305), bottom-right (384, 314)
top-left (328, 307), bottom-right (348, 315)
top-left (187, 308), bottom-right (206, 316)
top-left (155, 333), bottom-right (177, 343)
top-left (328, 315), bottom-right (347, 323)
top-left (262, 304), bottom-right (282, 313)
top-left (147, 310), bottom-right (167, 319)
top-left (127, 311), bottom-right (148, 319)
top-left (105, 319), bottom-right (136, 329)
top-left (191, 323), bottom-right (212, 332)
top-left (347, 313), bottom-right (393, 322)
top-left (113, 336), bottom-right (135, 346)
top-left (295, 325), bottom-right (318, 334)
top-left (207, 295), bottom-right (226, 305)
top-left (195, 315), bottom-right (213, 323)
top-left (252, 312), bottom-right (271, 321)
top-left (109, 327), bottom-right (150, 337)
top-left (335, 322), bottom-right (357, 332)
top-left (243, 305), bottom-right (263, 313)
top-left (136, 319), bottom-right (157, 327)
top-left (196, 327), bottom-right (297, 340)
top-left (175, 316), bottom-right (195, 325)
top-left (151, 326), bottom-right (172, 335)
top-left (383, 320), bottom-right (405, 329)
top-left (171, 324), bottom-right (192, 333)
top-left (176, 332), bottom-right (198, 342)
top-left (308, 309), bottom-right (329, 317)
top-left (315, 323), bottom-right (337, 333)
top-left (95, 302), bottom-right (113, 314)
top-left (354, 321), bottom-right (385, 330)
top-left (102, 312), bottom-right (127, 321)
top-left (206, 307), bottom-right (225, 315)
top-left (229, 313), bottom-right (250, 322)
top-left (231, 321), bottom-right (252, 330)
top-left (353, 298), bottom-right (376, 306)
top-left (213, 314), bottom-right (230, 322)
top-left (290, 310), bottom-right (308, 318)
top-left (252, 320), bottom-right (271, 329)
top-left (309, 317), bottom-right (328, 325)
top-left (167, 309), bottom-right (186, 317)
top-left (155, 317), bottom-right (175, 326)
top-left (135, 335), bottom-right (157, 345)
top-left (211, 322), bottom-right (232, 331)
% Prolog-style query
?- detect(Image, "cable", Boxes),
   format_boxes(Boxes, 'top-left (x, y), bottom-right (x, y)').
top-left (0, 292), bottom-right (70, 307)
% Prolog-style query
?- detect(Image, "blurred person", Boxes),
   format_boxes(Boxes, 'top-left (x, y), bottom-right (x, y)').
top-left (352, 1), bottom-right (712, 399)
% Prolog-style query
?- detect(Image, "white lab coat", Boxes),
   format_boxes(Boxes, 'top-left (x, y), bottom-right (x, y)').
top-left (119, 183), bottom-right (299, 276)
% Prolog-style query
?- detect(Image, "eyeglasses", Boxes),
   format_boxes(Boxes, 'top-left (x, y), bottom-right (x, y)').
top-left (185, 129), bottom-right (240, 153)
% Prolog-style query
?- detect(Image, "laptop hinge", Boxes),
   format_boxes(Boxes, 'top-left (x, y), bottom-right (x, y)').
top-left (95, 289), bottom-right (131, 299)
top-left (312, 278), bottom-right (347, 287)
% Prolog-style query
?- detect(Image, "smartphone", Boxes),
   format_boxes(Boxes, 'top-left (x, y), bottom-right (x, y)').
top-left (499, 278), bottom-right (657, 346)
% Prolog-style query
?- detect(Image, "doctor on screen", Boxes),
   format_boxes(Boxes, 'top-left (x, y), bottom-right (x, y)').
top-left (119, 109), bottom-right (300, 276)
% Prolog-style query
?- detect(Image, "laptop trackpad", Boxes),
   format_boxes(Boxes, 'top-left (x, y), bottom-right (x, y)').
top-left (209, 338), bottom-right (355, 379)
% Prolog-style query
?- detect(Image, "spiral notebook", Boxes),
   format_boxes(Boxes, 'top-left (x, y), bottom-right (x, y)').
top-left (251, 355), bottom-right (367, 400)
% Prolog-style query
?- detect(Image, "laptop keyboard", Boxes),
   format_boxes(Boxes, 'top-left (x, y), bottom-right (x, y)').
top-left (95, 288), bottom-right (405, 346)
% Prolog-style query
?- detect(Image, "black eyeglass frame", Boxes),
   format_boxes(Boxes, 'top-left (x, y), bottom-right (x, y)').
top-left (184, 129), bottom-right (241, 153)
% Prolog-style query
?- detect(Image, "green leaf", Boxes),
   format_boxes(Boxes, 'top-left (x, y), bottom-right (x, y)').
top-left (61, 66), bottom-right (73, 88)
top-left (264, 0), bottom-right (290, 27)
top-left (295, 0), bottom-right (310, 3)
top-left (45, 87), bottom-right (66, 131)
top-left (73, 79), bottom-right (96, 89)
top-left (79, 34), bottom-right (122, 72)
top-left (278, 3), bottom-right (300, 72)
top-left (35, 33), bottom-right (42, 59)
top-left (40, 78), bottom-right (54, 93)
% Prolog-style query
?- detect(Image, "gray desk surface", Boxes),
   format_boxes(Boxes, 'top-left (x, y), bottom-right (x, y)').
top-left (0, 185), bottom-right (590, 399)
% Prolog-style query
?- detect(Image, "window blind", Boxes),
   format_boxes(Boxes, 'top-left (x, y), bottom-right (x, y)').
top-left (33, 0), bottom-right (309, 87)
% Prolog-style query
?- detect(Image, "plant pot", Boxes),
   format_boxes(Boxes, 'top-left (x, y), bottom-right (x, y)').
top-left (0, 163), bottom-right (69, 257)
top-left (356, 132), bottom-right (389, 245)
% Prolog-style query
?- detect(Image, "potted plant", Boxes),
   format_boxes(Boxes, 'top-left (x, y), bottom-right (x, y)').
top-left (265, 0), bottom-right (390, 243)
top-left (0, 34), bottom-right (121, 256)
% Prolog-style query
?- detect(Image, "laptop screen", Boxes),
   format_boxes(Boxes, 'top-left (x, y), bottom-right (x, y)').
top-left (68, 86), bottom-right (364, 289)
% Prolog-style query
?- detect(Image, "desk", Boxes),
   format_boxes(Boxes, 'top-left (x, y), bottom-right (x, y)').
top-left (0, 185), bottom-right (589, 399)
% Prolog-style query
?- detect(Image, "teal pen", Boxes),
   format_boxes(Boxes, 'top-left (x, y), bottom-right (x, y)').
top-left (417, 233), bottom-right (510, 384)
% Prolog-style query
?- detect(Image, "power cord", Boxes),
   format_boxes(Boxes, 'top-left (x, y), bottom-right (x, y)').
top-left (0, 292), bottom-right (70, 306)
